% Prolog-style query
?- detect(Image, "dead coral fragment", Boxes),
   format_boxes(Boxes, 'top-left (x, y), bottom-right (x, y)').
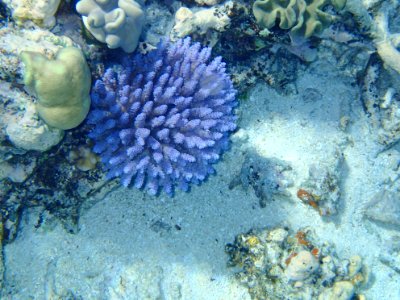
top-left (171, 3), bottom-right (232, 46)
top-left (226, 227), bottom-right (368, 300)
top-left (68, 145), bottom-right (99, 172)
top-left (297, 152), bottom-right (343, 217)
top-left (229, 152), bottom-right (293, 207)
top-left (285, 250), bottom-right (320, 281)
top-left (2, 0), bottom-right (61, 28)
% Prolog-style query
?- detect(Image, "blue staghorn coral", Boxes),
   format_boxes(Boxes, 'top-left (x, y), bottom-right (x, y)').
top-left (87, 38), bottom-right (237, 196)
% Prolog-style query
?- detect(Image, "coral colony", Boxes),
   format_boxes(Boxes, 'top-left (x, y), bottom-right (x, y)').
top-left (88, 38), bottom-right (237, 196)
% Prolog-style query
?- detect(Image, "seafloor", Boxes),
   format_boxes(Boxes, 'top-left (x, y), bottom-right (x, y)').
top-left (1, 0), bottom-right (400, 299)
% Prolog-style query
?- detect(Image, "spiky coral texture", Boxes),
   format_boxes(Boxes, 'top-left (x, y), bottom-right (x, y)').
top-left (88, 38), bottom-right (237, 195)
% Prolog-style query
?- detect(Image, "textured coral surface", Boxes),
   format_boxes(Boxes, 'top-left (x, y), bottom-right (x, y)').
top-left (76, 0), bottom-right (145, 53)
top-left (88, 38), bottom-right (237, 195)
top-left (253, 0), bottom-right (346, 39)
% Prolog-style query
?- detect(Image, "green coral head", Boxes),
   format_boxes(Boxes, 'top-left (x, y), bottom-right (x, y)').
top-left (253, 0), bottom-right (346, 39)
top-left (20, 47), bottom-right (91, 130)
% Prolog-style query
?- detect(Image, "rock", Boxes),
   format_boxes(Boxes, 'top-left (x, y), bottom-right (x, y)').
top-left (364, 189), bottom-right (400, 230)
top-left (229, 151), bottom-right (293, 207)
top-left (285, 250), bottom-right (320, 282)
top-left (6, 100), bottom-right (64, 151)
top-left (318, 281), bottom-right (355, 300)
top-left (297, 151), bottom-right (344, 217)
top-left (0, 81), bottom-right (64, 152)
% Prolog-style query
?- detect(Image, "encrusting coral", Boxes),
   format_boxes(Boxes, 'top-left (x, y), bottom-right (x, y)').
top-left (252, 0), bottom-right (346, 40)
top-left (87, 38), bottom-right (237, 196)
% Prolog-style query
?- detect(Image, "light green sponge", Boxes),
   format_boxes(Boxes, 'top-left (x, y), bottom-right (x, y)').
top-left (20, 47), bottom-right (91, 130)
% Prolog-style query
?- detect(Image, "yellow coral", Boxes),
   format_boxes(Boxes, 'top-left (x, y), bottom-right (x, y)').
top-left (252, 0), bottom-right (346, 39)
top-left (21, 47), bottom-right (91, 130)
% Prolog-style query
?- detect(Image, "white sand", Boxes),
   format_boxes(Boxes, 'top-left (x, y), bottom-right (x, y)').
top-left (3, 61), bottom-right (400, 299)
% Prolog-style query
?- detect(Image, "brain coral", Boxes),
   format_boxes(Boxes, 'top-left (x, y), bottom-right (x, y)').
top-left (252, 0), bottom-right (346, 39)
top-left (87, 38), bottom-right (237, 195)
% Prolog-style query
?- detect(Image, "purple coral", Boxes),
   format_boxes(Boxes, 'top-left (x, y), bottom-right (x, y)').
top-left (87, 38), bottom-right (237, 195)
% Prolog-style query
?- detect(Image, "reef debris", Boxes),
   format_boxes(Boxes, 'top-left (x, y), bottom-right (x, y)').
top-left (229, 151), bottom-right (293, 207)
top-left (297, 152), bottom-right (343, 217)
top-left (226, 226), bottom-right (369, 300)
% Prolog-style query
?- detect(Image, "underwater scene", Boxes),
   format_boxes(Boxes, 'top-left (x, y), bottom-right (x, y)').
top-left (0, 0), bottom-right (399, 299)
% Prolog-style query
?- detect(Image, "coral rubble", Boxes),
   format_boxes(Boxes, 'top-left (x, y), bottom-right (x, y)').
top-left (171, 3), bottom-right (231, 45)
top-left (2, 0), bottom-right (61, 28)
top-left (229, 151), bottom-right (293, 207)
top-left (226, 227), bottom-right (368, 300)
top-left (297, 152), bottom-right (343, 217)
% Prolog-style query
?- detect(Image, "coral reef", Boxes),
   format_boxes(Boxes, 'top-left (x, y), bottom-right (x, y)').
top-left (229, 151), bottom-right (293, 207)
top-left (0, 30), bottom-right (85, 238)
top-left (226, 227), bottom-right (368, 299)
top-left (1, 0), bottom-right (399, 297)
top-left (252, 0), bottom-right (346, 40)
top-left (76, 0), bottom-right (145, 53)
top-left (0, 125), bottom-right (114, 239)
top-left (21, 47), bottom-right (91, 130)
top-left (141, 0), bottom-right (174, 46)
top-left (0, 26), bottom-right (73, 163)
top-left (0, 160), bottom-right (36, 183)
top-left (2, 0), bottom-right (61, 28)
top-left (88, 37), bottom-right (237, 196)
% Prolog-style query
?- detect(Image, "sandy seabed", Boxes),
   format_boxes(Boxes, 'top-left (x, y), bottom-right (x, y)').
top-left (3, 58), bottom-right (399, 299)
